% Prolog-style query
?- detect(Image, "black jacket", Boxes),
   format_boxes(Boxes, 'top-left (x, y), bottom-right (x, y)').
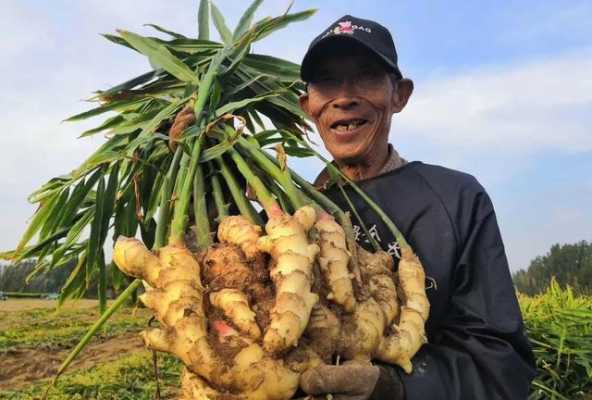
top-left (322, 161), bottom-right (537, 400)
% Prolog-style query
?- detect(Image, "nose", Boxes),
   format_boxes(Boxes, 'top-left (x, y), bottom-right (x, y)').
top-left (331, 89), bottom-right (359, 110)
top-left (330, 78), bottom-right (360, 110)
top-left (331, 96), bottom-right (359, 110)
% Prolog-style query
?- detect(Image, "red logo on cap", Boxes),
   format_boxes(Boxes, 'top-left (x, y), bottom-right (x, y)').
top-left (336, 21), bottom-right (353, 34)
top-left (323, 20), bottom-right (372, 38)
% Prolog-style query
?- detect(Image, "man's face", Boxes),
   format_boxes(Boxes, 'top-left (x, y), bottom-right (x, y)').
top-left (300, 41), bottom-right (411, 164)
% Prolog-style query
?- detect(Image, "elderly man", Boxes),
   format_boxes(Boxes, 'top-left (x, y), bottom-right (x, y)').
top-left (296, 16), bottom-right (537, 400)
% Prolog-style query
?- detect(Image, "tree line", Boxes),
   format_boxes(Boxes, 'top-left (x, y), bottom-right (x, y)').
top-left (2, 241), bottom-right (591, 297)
top-left (512, 240), bottom-right (592, 296)
top-left (0, 259), bottom-right (130, 298)
top-left (0, 260), bottom-right (75, 293)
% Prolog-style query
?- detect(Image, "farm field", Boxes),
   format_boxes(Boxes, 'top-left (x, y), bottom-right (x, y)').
top-left (1, 282), bottom-right (591, 399)
top-left (0, 299), bottom-right (181, 399)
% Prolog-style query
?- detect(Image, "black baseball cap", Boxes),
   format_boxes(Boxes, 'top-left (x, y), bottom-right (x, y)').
top-left (300, 15), bottom-right (403, 82)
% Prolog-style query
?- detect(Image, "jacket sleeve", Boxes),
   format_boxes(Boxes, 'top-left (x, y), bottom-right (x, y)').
top-left (381, 188), bottom-right (537, 399)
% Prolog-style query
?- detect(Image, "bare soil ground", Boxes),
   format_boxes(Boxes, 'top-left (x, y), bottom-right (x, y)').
top-left (0, 332), bottom-right (145, 390)
top-left (0, 299), bottom-right (147, 391)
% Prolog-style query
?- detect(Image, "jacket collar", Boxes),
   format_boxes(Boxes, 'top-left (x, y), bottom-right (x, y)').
top-left (313, 144), bottom-right (407, 188)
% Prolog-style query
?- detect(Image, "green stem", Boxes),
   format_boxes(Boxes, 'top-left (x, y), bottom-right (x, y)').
top-left (98, 250), bottom-right (107, 313)
top-left (210, 166), bottom-right (228, 220)
top-left (288, 135), bottom-right (410, 249)
top-left (242, 139), bottom-right (342, 217)
top-left (337, 182), bottom-right (380, 252)
top-left (45, 279), bottom-right (142, 399)
top-left (155, 148), bottom-right (183, 249)
top-left (169, 134), bottom-right (205, 245)
top-left (229, 148), bottom-right (278, 215)
top-left (337, 166), bottom-right (408, 248)
top-left (217, 157), bottom-right (262, 225)
top-left (173, 151), bottom-right (191, 200)
top-left (169, 49), bottom-right (226, 246)
top-left (234, 135), bottom-right (304, 209)
top-left (193, 163), bottom-right (211, 250)
top-left (249, 146), bottom-right (362, 285)
top-left (263, 173), bottom-right (293, 213)
top-left (276, 148), bottom-right (305, 209)
top-left (193, 50), bottom-right (226, 122)
top-left (243, 156), bottom-right (296, 213)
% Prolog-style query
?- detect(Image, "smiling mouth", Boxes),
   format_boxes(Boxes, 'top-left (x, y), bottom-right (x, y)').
top-left (330, 118), bottom-right (369, 133)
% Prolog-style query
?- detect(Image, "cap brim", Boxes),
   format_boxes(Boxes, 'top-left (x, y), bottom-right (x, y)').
top-left (300, 34), bottom-right (401, 82)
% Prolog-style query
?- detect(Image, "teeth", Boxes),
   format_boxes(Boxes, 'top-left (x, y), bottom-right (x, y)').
top-left (333, 120), bottom-right (365, 133)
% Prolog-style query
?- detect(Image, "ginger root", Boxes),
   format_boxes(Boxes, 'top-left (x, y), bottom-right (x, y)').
top-left (358, 247), bottom-right (399, 326)
top-left (257, 205), bottom-right (320, 353)
top-left (210, 289), bottom-right (261, 339)
top-left (112, 207), bottom-right (430, 399)
top-left (218, 215), bottom-right (262, 260)
top-left (315, 212), bottom-right (356, 313)
top-left (375, 246), bottom-right (430, 373)
top-left (113, 237), bottom-right (303, 400)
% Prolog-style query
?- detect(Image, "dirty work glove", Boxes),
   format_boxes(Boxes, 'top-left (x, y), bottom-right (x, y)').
top-left (300, 364), bottom-right (405, 400)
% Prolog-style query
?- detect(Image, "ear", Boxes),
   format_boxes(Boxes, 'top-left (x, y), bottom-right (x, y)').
top-left (299, 92), bottom-right (312, 117)
top-left (391, 78), bottom-right (414, 113)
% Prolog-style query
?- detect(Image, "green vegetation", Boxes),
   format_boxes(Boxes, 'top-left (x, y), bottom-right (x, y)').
top-left (0, 351), bottom-right (181, 400)
top-left (513, 241), bottom-right (592, 296)
top-left (2, 0), bottom-right (318, 315)
top-left (0, 305), bottom-right (149, 351)
top-left (520, 280), bottom-right (592, 399)
top-left (3, 2), bottom-right (417, 396)
top-left (0, 0), bottom-right (589, 397)
top-left (0, 302), bottom-right (171, 399)
top-left (2, 288), bottom-right (590, 399)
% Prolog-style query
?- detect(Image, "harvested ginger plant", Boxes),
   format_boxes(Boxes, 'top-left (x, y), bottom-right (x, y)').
top-left (114, 202), bottom-right (429, 399)
top-left (9, 1), bottom-right (430, 399)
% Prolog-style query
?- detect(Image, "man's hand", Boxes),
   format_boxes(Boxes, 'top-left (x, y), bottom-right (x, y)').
top-left (300, 363), bottom-right (405, 400)
top-left (300, 363), bottom-right (404, 400)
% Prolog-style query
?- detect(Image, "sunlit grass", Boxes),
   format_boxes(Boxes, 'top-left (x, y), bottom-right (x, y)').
top-left (0, 305), bottom-right (150, 351)
top-left (0, 351), bottom-right (181, 400)
top-left (519, 279), bottom-right (592, 399)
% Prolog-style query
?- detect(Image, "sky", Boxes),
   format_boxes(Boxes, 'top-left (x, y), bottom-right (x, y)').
top-left (1, 0), bottom-right (591, 272)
